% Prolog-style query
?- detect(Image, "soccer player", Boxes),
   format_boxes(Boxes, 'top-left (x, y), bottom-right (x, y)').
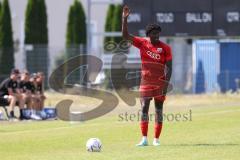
top-left (122, 5), bottom-right (172, 146)
top-left (19, 70), bottom-right (33, 109)
top-left (36, 72), bottom-right (46, 111)
top-left (29, 73), bottom-right (42, 120)
top-left (0, 69), bottom-right (25, 120)
top-left (19, 70), bottom-right (40, 120)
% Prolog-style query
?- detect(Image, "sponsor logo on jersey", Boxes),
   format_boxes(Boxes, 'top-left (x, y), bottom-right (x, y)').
top-left (146, 51), bottom-right (161, 60)
top-left (157, 48), bottom-right (163, 53)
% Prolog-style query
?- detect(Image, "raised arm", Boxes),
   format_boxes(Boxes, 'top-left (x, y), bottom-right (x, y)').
top-left (122, 5), bottom-right (134, 41)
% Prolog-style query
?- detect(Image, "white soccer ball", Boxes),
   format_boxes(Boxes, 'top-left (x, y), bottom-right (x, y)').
top-left (86, 138), bottom-right (102, 152)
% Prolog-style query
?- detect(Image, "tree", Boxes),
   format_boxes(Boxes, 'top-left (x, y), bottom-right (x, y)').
top-left (24, 0), bottom-right (49, 87)
top-left (0, 0), bottom-right (14, 75)
top-left (104, 5), bottom-right (123, 88)
top-left (104, 4), bottom-right (115, 45)
top-left (63, 0), bottom-right (86, 84)
top-left (0, 1), bottom-right (3, 75)
top-left (25, 0), bottom-right (48, 44)
top-left (66, 0), bottom-right (86, 47)
top-left (112, 4), bottom-right (122, 44)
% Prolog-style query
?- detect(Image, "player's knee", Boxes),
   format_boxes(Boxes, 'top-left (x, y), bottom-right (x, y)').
top-left (155, 100), bottom-right (163, 110)
top-left (155, 110), bottom-right (163, 123)
top-left (140, 98), bottom-right (151, 121)
top-left (9, 95), bottom-right (17, 103)
top-left (141, 105), bottom-right (149, 114)
top-left (141, 101), bottom-right (150, 113)
top-left (141, 113), bottom-right (149, 121)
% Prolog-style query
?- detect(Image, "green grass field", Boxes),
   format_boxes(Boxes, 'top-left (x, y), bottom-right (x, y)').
top-left (0, 93), bottom-right (240, 160)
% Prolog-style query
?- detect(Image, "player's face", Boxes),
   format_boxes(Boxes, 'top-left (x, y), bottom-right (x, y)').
top-left (11, 73), bottom-right (19, 81)
top-left (37, 73), bottom-right (44, 81)
top-left (21, 73), bottom-right (29, 81)
top-left (25, 73), bottom-right (30, 81)
top-left (148, 30), bottom-right (160, 44)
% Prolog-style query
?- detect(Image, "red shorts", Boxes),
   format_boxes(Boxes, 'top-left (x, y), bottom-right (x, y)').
top-left (140, 85), bottom-right (166, 102)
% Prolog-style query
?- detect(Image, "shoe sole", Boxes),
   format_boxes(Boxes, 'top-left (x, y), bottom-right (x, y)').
top-left (136, 143), bottom-right (148, 147)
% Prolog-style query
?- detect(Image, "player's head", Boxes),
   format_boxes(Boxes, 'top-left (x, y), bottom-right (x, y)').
top-left (10, 68), bottom-right (20, 80)
top-left (30, 73), bottom-right (38, 83)
top-left (145, 23), bottom-right (162, 43)
top-left (21, 70), bottom-right (30, 81)
top-left (37, 72), bottom-right (44, 82)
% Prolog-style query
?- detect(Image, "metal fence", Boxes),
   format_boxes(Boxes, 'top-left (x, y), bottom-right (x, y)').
top-left (1, 39), bottom-right (240, 94)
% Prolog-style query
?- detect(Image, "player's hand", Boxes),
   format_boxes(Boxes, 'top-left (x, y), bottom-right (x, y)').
top-left (162, 85), bottom-right (168, 96)
top-left (142, 70), bottom-right (151, 78)
top-left (122, 5), bottom-right (130, 18)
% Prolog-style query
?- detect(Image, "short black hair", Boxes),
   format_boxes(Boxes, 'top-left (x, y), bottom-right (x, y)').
top-left (11, 68), bottom-right (20, 75)
top-left (145, 23), bottom-right (162, 36)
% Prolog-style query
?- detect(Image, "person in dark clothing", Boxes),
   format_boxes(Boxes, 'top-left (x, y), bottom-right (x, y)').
top-left (36, 72), bottom-right (46, 111)
top-left (0, 69), bottom-right (25, 120)
top-left (19, 70), bottom-right (33, 109)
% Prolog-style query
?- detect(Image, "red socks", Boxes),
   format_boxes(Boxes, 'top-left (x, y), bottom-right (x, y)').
top-left (140, 121), bottom-right (149, 136)
top-left (154, 122), bottom-right (163, 138)
top-left (140, 121), bottom-right (163, 138)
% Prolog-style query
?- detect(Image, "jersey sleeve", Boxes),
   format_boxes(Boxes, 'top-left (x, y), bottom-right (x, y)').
top-left (7, 80), bottom-right (13, 89)
top-left (132, 36), bottom-right (144, 49)
top-left (30, 83), bottom-right (36, 93)
top-left (19, 82), bottom-right (23, 89)
top-left (165, 45), bottom-right (173, 61)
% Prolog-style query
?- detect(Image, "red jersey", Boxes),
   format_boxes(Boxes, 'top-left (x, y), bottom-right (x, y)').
top-left (132, 36), bottom-right (172, 100)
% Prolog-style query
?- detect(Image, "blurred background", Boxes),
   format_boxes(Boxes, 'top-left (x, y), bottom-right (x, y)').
top-left (0, 0), bottom-right (240, 94)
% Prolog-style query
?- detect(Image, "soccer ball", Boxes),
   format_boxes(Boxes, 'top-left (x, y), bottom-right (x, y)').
top-left (86, 138), bottom-right (102, 152)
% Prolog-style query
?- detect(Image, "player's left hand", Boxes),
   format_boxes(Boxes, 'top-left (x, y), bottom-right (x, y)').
top-left (122, 5), bottom-right (130, 18)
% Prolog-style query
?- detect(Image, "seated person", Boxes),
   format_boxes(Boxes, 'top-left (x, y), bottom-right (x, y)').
top-left (19, 70), bottom-right (35, 119)
top-left (29, 74), bottom-right (42, 120)
top-left (19, 71), bottom-right (32, 107)
top-left (36, 72), bottom-right (46, 111)
top-left (0, 69), bottom-right (25, 120)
